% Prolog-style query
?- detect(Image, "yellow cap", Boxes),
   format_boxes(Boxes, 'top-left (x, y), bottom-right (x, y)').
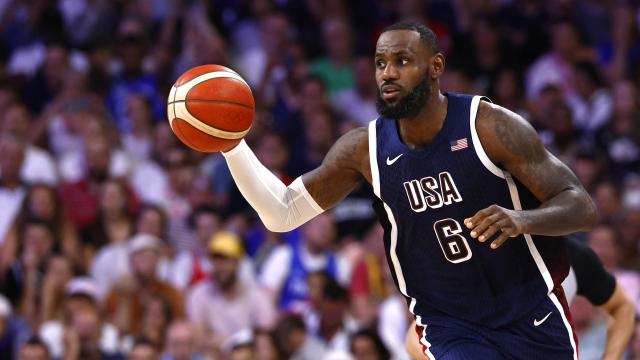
top-left (208, 231), bottom-right (244, 259)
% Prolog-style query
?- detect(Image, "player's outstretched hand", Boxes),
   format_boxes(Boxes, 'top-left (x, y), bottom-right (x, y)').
top-left (464, 205), bottom-right (527, 249)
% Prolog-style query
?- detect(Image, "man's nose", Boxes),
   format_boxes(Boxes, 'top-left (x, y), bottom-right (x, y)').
top-left (380, 63), bottom-right (400, 81)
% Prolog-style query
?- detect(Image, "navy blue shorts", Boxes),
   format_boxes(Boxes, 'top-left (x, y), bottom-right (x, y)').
top-left (414, 288), bottom-right (578, 359)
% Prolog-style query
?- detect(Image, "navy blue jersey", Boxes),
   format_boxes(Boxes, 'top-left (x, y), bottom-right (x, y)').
top-left (369, 93), bottom-right (569, 328)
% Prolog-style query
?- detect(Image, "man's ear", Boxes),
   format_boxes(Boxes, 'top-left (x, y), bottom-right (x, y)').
top-left (431, 53), bottom-right (445, 79)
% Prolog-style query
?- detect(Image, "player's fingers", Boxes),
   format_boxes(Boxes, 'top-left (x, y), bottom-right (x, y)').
top-left (478, 223), bottom-right (500, 243)
top-left (471, 213), bottom-right (500, 240)
top-left (466, 205), bottom-right (498, 229)
top-left (490, 232), bottom-right (511, 249)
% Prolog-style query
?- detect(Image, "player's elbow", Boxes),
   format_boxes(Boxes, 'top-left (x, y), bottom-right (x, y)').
top-left (262, 218), bottom-right (297, 233)
top-left (582, 195), bottom-right (598, 231)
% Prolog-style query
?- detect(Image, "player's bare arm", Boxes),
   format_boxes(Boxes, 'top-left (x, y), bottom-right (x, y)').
top-left (599, 282), bottom-right (635, 360)
top-left (465, 101), bottom-right (597, 249)
top-left (302, 127), bottom-right (371, 210)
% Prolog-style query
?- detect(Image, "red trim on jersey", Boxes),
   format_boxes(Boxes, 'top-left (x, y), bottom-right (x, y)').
top-left (414, 321), bottom-right (429, 355)
top-left (552, 285), bottom-right (579, 356)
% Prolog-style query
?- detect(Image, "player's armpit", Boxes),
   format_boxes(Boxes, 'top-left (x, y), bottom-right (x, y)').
top-left (302, 126), bottom-right (370, 210)
top-left (473, 101), bottom-right (596, 237)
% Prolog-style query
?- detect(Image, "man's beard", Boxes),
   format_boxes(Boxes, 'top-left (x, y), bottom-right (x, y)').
top-left (376, 74), bottom-right (432, 119)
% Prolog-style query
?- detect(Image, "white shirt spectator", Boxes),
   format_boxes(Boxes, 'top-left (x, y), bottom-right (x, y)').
top-left (22, 145), bottom-right (58, 185)
top-left (378, 294), bottom-right (411, 360)
top-left (526, 53), bottom-right (575, 100)
top-left (58, 148), bottom-right (133, 182)
top-left (568, 88), bottom-right (613, 133)
top-left (186, 280), bottom-right (276, 340)
top-left (91, 241), bottom-right (173, 298)
top-left (130, 159), bottom-right (169, 207)
top-left (168, 251), bottom-right (255, 290)
top-left (39, 320), bottom-right (120, 358)
top-left (332, 89), bottom-right (378, 126)
top-left (259, 244), bottom-right (352, 292)
top-left (0, 186), bottom-right (25, 244)
top-left (90, 242), bottom-right (130, 298)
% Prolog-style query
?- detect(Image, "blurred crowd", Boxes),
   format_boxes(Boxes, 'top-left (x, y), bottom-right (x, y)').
top-left (0, 0), bottom-right (639, 359)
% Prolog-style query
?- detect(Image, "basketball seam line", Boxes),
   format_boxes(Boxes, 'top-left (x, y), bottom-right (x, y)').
top-left (168, 99), bottom-right (254, 109)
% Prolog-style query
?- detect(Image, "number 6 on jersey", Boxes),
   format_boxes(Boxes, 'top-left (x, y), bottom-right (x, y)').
top-left (433, 218), bottom-right (472, 263)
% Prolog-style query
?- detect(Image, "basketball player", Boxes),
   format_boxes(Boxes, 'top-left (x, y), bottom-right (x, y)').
top-left (405, 236), bottom-right (635, 359)
top-left (222, 22), bottom-right (596, 359)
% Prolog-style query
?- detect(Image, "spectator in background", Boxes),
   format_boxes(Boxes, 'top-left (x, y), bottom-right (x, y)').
top-left (0, 134), bottom-right (27, 247)
top-left (40, 277), bottom-right (120, 359)
top-left (539, 100), bottom-right (580, 164)
top-left (526, 19), bottom-right (592, 100)
top-left (122, 95), bottom-right (155, 161)
top-left (593, 181), bottom-right (624, 225)
top-left (333, 55), bottom-right (378, 126)
top-left (0, 220), bottom-right (56, 326)
top-left (595, 80), bottom-right (640, 181)
top-left (128, 338), bottom-right (157, 360)
top-left (349, 224), bottom-right (389, 329)
top-left (570, 147), bottom-right (606, 194)
top-left (130, 122), bottom-right (178, 207)
top-left (161, 320), bottom-right (205, 360)
top-left (128, 294), bottom-right (174, 352)
top-left (173, 6), bottom-right (228, 83)
top-left (309, 278), bottom-right (354, 353)
top-left (21, 40), bottom-right (70, 115)
top-left (273, 314), bottom-right (327, 360)
top-left (169, 206), bottom-right (222, 290)
top-left (234, 11), bottom-right (290, 89)
top-left (0, 295), bottom-right (31, 360)
top-left (107, 17), bottom-right (164, 133)
top-left (253, 329), bottom-right (280, 360)
top-left (570, 296), bottom-right (609, 360)
top-left (40, 255), bottom-right (75, 322)
top-left (2, 184), bottom-right (80, 272)
top-left (350, 328), bottom-right (391, 360)
top-left (83, 179), bottom-right (136, 274)
top-left (92, 233), bottom-right (144, 299)
top-left (456, 16), bottom-right (513, 95)
top-left (17, 336), bottom-right (51, 360)
top-left (58, 130), bottom-right (131, 230)
top-left (488, 68), bottom-right (528, 119)
top-left (589, 225), bottom-right (640, 314)
top-left (187, 232), bottom-right (276, 343)
top-left (260, 213), bottom-right (351, 312)
top-left (1, 101), bottom-right (58, 185)
top-left (106, 235), bottom-right (183, 337)
top-left (572, 61), bottom-right (613, 134)
top-left (310, 18), bottom-right (354, 96)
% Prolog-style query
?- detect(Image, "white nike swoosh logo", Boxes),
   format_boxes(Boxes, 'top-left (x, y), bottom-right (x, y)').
top-left (533, 312), bottom-right (552, 327)
top-left (386, 154), bottom-right (404, 165)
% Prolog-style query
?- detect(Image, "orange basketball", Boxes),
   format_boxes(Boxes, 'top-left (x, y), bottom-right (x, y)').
top-left (167, 64), bottom-right (254, 152)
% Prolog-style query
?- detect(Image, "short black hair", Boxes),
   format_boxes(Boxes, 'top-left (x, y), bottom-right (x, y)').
top-left (322, 277), bottom-right (349, 302)
top-left (131, 336), bottom-right (158, 350)
top-left (187, 204), bottom-right (222, 229)
top-left (350, 328), bottom-right (391, 360)
top-left (382, 21), bottom-right (440, 54)
top-left (22, 336), bottom-right (51, 354)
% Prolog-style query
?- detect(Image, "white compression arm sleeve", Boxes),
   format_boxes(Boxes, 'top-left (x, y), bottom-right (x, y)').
top-left (222, 140), bottom-right (325, 232)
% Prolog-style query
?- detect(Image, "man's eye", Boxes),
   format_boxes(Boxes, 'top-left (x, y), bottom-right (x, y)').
top-left (401, 59), bottom-right (409, 65)
top-left (376, 60), bottom-right (385, 68)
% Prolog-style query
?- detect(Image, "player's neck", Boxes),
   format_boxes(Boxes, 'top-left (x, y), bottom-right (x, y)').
top-left (397, 91), bottom-right (448, 150)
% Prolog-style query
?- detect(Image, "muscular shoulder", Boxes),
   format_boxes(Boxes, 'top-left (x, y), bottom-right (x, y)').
top-left (475, 100), bottom-right (546, 168)
top-left (323, 126), bottom-right (371, 182)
